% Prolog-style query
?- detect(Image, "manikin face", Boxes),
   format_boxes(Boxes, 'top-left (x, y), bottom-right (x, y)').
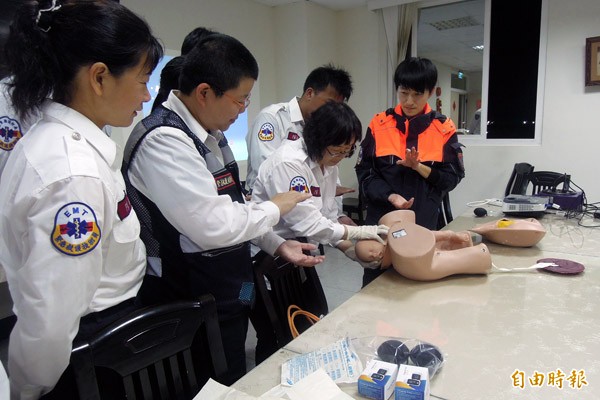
top-left (355, 240), bottom-right (386, 263)
top-left (397, 86), bottom-right (432, 117)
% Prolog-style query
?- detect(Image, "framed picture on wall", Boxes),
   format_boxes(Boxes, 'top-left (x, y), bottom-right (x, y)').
top-left (585, 36), bottom-right (600, 86)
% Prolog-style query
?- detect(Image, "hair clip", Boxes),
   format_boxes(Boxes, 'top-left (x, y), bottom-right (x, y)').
top-left (36, 0), bottom-right (62, 33)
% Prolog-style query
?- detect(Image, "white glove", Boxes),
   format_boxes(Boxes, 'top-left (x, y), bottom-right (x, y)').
top-left (343, 246), bottom-right (382, 269)
top-left (345, 224), bottom-right (388, 244)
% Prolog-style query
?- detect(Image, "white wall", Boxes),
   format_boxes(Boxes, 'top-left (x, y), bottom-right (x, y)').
top-left (450, 0), bottom-right (600, 215)
top-left (120, 0), bottom-right (600, 216)
top-left (336, 7), bottom-right (386, 192)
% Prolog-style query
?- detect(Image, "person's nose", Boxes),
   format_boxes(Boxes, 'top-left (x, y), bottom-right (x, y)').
top-left (142, 86), bottom-right (152, 103)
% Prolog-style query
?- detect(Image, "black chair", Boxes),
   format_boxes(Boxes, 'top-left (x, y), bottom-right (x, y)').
top-left (71, 294), bottom-right (227, 400)
top-left (504, 162), bottom-right (535, 196)
top-left (342, 195), bottom-right (365, 225)
top-left (527, 171), bottom-right (571, 195)
top-left (436, 192), bottom-right (454, 230)
top-left (252, 252), bottom-right (328, 348)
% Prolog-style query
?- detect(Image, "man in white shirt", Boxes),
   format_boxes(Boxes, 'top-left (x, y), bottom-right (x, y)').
top-left (124, 34), bottom-right (326, 385)
top-left (245, 64), bottom-right (354, 200)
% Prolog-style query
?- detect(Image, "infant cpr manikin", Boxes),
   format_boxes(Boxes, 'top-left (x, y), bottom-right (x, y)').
top-left (355, 210), bottom-right (492, 281)
top-left (469, 218), bottom-right (546, 247)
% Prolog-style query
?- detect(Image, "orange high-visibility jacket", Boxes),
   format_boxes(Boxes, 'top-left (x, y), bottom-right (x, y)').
top-left (356, 103), bottom-right (465, 229)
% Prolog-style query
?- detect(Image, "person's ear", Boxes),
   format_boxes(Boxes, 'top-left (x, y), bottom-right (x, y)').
top-left (303, 87), bottom-right (315, 100)
top-left (89, 62), bottom-right (110, 96)
top-left (194, 83), bottom-right (211, 106)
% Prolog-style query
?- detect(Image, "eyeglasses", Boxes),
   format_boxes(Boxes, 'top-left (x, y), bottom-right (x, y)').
top-left (326, 144), bottom-right (355, 158)
top-left (220, 90), bottom-right (251, 109)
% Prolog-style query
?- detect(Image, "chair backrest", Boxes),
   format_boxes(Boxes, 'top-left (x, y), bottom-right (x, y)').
top-left (252, 252), bottom-right (328, 347)
top-left (342, 187), bottom-right (367, 225)
top-left (527, 171), bottom-right (571, 195)
top-left (71, 294), bottom-right (227, 400)
top-left (436, 192), bottom-right (454, 230)
top-left (504, 162), bottom-right (535, 197)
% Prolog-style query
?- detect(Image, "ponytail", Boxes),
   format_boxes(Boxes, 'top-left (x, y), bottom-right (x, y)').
top-left (5, 0), bottom-right (163, 120)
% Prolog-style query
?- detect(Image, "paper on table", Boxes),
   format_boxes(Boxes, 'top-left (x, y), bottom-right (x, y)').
top-left (285, 369), bottom-right (354, 400)
top-left (280, 337), bottom-right (362, 386)
top-left (195, 370), bottom-right (353, 400)
top-left (194, 379), bottom-right (284, 400)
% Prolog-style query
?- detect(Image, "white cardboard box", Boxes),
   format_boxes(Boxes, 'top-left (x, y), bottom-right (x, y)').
top-left (358, 360), bottom-right (398, 400)
top-left (394, 364), bottom-right (429, 400)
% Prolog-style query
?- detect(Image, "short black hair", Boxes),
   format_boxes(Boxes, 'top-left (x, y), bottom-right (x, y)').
top-left (303, 102), bottom-right (362, 162)
top-left (179, 34), bottom-right (258, 96)
top-left (181, 26), bottom-right (217, 55)
top-left (151, 56), bottom-right (185, 111)
top-left (303, 63), bottom-right (353, 101)
top-left (394, 57), bottom-right (438, 93)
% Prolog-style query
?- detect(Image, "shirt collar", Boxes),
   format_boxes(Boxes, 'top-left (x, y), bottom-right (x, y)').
top-left (165, 91), bottom-right (215, 143)
top-left (297, 138), bottom-right (335, 177)
top-left (42, 100), bottom-right (118, 168)
top-left (288, 97), bottom-right (304, 125)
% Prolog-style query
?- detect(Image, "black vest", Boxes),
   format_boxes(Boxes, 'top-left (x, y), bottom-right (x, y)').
top-left (123, 106), bottom-right (253, 319)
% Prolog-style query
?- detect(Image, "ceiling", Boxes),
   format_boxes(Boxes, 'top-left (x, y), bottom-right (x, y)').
top-left (253, 0), bottom-right (368, 10)
top-left (252, 0), bottom-right (484, 72)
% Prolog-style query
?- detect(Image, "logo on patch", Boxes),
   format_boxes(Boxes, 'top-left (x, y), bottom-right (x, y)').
top-left (51, 202), bottom-right (101, 256)
top-left (214, 172), bottom-right (235, 190)
top-left (258, 123), bottom-right (275, 141)
top-left (310, 186), bottom-right (321, 197)
top-left (0, 116), bottom-right (23, 152)
top-left (287, 132), bottom-right (300, 141)
top-left (289, 176), bottom-right (310, 193)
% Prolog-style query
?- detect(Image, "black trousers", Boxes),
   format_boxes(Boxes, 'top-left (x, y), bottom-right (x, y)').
top-left (249, 288), bottom-right (280, 365)
top-left (362, 267), bottom-right (385, 288)
top-left (216, 312), bottom-right (249, 386)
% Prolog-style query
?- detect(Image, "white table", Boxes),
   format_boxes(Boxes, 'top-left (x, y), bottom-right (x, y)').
top-left (233, 212), bottom-right (600, 399)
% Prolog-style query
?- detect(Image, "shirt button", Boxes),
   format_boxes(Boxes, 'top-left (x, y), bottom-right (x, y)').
top-left (72, 132), bottom-right (81, 140)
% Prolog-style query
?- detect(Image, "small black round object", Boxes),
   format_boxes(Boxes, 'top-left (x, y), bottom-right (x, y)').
top-left (409, 343), bottom-right (443, 371)
top-left (474, 207), bottom-right (488, 217)
top-left (377, 340), bottom-right (410, 365)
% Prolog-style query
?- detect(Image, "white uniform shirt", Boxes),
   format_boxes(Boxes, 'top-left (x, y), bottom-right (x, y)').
top-left (0, 77), bottom-right (40, 181)
top-left (0, 362), bottom-right (8, 400)
top-left (0, 101), bottom-right (146, 399)
top-left (127, 92), bottom-right (284, 256)
top-left (252, 139), bottom-right (345, 246)
top-left (245, 97), bottom-right (304, 191)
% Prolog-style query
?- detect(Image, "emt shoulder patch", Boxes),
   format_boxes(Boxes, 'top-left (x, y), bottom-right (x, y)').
top-left (289, 176), bottom-right (310, 193)
top-left (0, 116), bottom-right (23, 152)
top-left (258, 123), bottom-right (275, 141)
top-left (51, 202), bottom-right (101, 256)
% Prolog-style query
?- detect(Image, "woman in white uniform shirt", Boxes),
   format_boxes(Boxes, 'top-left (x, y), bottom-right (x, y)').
top-left (0, 1), bottom-right (162, 398)
top-left (251, 101), bottom-right (389, 361)
top-left (252, 102), bottom-right (388, 255)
